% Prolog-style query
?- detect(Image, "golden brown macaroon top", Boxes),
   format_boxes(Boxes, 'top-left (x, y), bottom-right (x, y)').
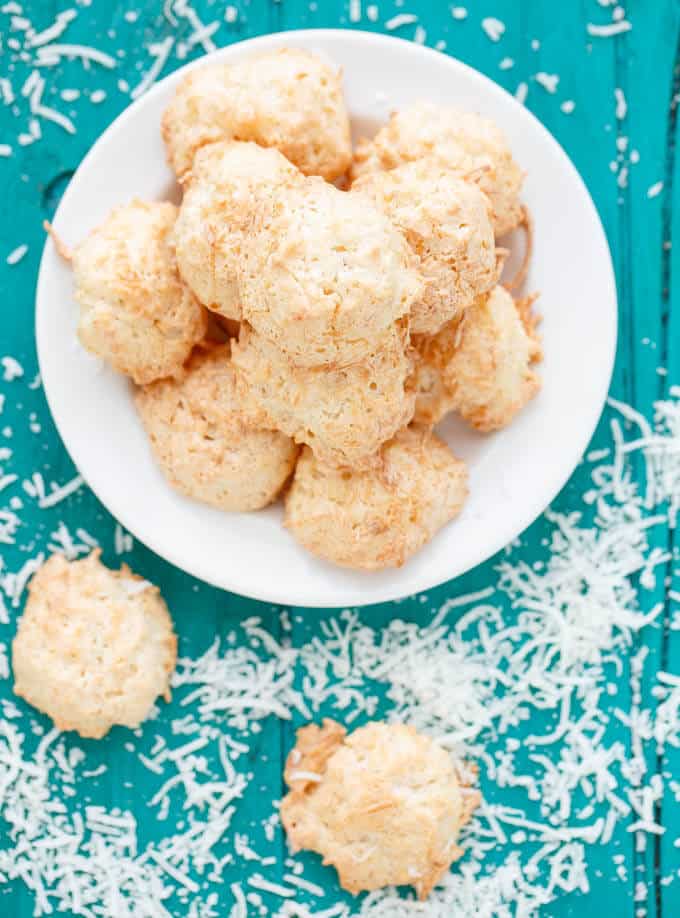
top-left (135, 345), bottom-right (299, 512)
top-left (162, 48), bottom-right (352, 182)
top-left (284, 426), bottom-right (468, 570)
top-left (231, 323), bottom-right (415, 470)
top-left (12, 551), bottom-right (177, 739)
top-left (351, 102), bottom-right (524, 237)
top-left (353, 159), bottom-right (498, 334)
top-left (281, 719), bottom-right (481, 899)
top-left (172, 140), bottom-right (300, 321)
top-left (73, 198), bottom-right (207, 385)
top-left (413, 286), bottom-right (542, 431)
top-left (239, 176), bottom-right (423, 368)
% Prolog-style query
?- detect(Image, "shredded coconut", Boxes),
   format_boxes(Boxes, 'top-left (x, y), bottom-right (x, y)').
top-left (481, 17), bottom-right (505, 42)
top-left (6, 244), bottom-right (28, 265)
top-left (515, 82), bottom-right (528, 104)
top-left (384, 13), bottom-right (417, 30)
top-left (1, 357), bottom-right (24, 381)
top-left (534, 72), bottom-right (559, 94)
top-left (614, 87), bottom-right (627, 119)
top-left (587, 21), bottom-right (632, 37)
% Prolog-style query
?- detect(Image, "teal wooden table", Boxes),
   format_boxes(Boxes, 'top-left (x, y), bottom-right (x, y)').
top-left (1, 2), bottom-right (679, 916)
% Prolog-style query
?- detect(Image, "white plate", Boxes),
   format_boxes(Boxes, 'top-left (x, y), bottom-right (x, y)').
top-left (36, 30), bottom-right (617, 608)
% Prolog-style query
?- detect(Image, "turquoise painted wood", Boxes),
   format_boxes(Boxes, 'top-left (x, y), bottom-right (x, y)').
top-left (0, 1), bottom-right (679, 916)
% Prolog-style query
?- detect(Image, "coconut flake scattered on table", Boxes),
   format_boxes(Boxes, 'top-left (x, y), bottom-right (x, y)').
top-left (587, 20), bottom-right (632, 37)
top-left (384, 13), bottom-right (417, 31)
top-left (0, 350), bottom-right (679, 914)
top-left (534, 72), bottom-right (559, 94)
top-left (481, 17), bottom-right (505, 42)
top-left (6, 245), bottom-right (28, 265)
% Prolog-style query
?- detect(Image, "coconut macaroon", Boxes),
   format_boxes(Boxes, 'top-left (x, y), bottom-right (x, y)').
top-left (351, 102), bottom-right (524, 237)
top-left (162, 48), bottom-right (352, 182)
top-left (239, 177), bottom-right (422, 368)
top-left (73, 199), bottom-right (207, 385)
top-left (413, 286), bottom-right (542, 430)
top-left (411, 321), bottom-right (463, 428)
top-left (281, 719), bottom-right (480, 899)
top-left (12, 551), bottom-right (176, 740)
top-left (172, 141), bottom-right (299, 321)
top-left (135, 345), bottom-right (298, 512)
top-left (284, 426), bottom-right (468, 569)
top-left (353, 159), bottom-right (497, 335)
top-left (232, 324), bottom-right (414, 469)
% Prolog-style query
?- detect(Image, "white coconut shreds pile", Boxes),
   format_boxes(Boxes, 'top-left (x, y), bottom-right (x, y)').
top-left (0, 350), bottom-right (678, 916)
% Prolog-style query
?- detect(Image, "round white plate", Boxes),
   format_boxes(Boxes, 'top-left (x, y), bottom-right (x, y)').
top-left (36, 30), bottom-right (617, 608)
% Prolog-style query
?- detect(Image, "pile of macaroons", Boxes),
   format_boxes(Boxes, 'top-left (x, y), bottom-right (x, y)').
top-left (69, 47), bottom-right (542, 572)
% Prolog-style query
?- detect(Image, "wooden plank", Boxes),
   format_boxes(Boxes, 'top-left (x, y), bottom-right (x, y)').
top-left (654, 8), bottom-right (680, 916)
top-left (612, 5), bottom-right (680, 917)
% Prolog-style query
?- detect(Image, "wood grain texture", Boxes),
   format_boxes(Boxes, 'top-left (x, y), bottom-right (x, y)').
top-left (0, 2), bottom-right (678, 916)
